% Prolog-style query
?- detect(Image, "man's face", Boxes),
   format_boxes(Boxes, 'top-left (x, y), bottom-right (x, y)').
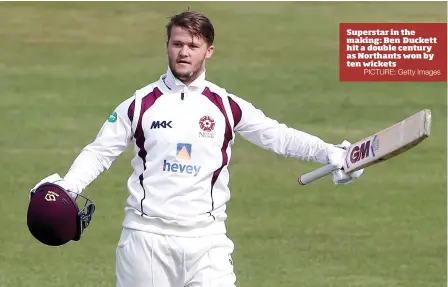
top-left (167, 26), bottom-right (214, 84)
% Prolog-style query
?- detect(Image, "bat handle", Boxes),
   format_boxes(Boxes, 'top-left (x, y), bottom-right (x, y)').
top-left (298, 164), bottom-right (337, 185)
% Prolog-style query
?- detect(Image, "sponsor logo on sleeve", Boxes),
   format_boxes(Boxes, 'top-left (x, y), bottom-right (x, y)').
top-left (107, 111), bottom-right (117, 123)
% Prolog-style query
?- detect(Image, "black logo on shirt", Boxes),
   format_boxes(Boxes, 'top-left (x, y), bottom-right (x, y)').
top-left (151, 121), bottom-right (173, 129)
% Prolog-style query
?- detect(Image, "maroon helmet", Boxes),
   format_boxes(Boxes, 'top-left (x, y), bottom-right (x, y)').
top-left (27, 182), bottom-right (95, 246)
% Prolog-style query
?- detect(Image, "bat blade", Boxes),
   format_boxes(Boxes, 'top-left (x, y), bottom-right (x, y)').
top-left (298, 109), bottom-right (431, 185)
top-left (343, 109), bottom-right (431, 173)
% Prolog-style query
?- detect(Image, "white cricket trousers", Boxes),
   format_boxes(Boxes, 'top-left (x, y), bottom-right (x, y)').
top-left (116, 228), bottom-right (237, 287)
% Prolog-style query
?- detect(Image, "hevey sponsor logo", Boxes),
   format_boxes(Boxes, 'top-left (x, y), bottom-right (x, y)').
top-left (162, 143), bottom-right (201, 176)
top-left (346, 135), bottom-right (379, 167)
top-left (199, 115), bottom-right (215, 138)
top-left (151, 120), bottom-right (172, 129)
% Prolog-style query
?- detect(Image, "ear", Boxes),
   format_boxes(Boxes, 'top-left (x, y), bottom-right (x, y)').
top-left (205, 45), bottom-right (214, 60)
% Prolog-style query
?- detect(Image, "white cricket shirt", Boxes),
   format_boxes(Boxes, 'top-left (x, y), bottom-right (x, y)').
top-left (64, 67), bottom-right (332, 237)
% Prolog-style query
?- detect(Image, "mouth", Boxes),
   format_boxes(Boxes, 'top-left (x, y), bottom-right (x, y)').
top-left (176, 60), bottom-right (191, 65)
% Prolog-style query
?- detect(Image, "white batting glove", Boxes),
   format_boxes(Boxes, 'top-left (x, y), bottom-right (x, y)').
top-left (327, 140), bottom-right (364, 185)
top-left (29, 173), bottom-right (79, 200)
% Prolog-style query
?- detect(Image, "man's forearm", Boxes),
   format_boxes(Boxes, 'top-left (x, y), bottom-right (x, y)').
top-left (279, 126), bottom-right (331, 164)
top-left (63, 149), bottom-right (108, 194)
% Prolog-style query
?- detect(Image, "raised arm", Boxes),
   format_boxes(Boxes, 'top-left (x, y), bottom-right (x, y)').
top-left (229, 94), bottom-right (332, 164)
top-left (227, 94), bottom-right (364, 184)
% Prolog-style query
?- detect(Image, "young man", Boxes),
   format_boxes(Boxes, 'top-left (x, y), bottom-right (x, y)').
top-left (30, 11), bottom-right (363, 287)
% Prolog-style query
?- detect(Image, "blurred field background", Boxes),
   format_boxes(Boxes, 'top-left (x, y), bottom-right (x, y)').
top-left (0, 2), bottom-right (446, 287)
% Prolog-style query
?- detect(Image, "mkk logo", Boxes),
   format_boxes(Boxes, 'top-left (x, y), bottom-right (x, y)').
top-left (151, 121), bottom-right (172, 129)
top-left (348, 135), bottom-right (379, 165)
top-left (163, 143), bottom-right (201, 176)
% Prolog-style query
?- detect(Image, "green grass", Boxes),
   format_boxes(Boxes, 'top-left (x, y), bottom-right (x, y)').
top-left (0, 2), bottom-right (446, 287)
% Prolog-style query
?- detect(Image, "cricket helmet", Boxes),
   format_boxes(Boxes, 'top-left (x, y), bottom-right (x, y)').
top-left (27, 182), bottom-right (95, 246)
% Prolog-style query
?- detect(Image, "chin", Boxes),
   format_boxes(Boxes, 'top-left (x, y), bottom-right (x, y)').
top-left (176, 65), bottom-right (192, 72)
top-left (174, 69), bottom-right (194, 79)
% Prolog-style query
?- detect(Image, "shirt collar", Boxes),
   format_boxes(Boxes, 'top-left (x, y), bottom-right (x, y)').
top-left (161, 66), bottom-right (206, 91)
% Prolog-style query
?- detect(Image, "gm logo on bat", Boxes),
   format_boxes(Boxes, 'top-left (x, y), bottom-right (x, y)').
top-left (346, 135), bottom-right (379, 167)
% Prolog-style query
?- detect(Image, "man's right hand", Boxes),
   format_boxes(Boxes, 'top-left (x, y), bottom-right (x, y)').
top-left (30, 173), bottom-right (79, 200)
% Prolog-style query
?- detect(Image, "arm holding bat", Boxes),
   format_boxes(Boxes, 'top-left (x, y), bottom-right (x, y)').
top-left (228, 94), bottom-right (363, 185)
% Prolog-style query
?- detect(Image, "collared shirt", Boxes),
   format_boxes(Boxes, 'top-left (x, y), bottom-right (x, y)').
top-left (64, 67), bottom-right (331, 236)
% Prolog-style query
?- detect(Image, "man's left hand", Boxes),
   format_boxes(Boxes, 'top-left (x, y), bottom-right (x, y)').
top-left (327, 140), bottom-right (364, 185)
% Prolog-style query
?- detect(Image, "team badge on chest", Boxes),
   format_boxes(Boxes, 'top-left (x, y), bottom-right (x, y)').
top-left (199, 115), bottom-right (215, 138)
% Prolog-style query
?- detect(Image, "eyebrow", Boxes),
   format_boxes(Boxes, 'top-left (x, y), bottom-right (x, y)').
top-left (172, 39), bottom-right (202, 46)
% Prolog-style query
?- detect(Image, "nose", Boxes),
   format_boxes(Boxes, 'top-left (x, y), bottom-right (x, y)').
top-left (179, 45), bottom-right (189, 56)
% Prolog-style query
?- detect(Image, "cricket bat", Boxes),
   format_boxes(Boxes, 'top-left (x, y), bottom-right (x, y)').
top-left (298, 109), bottom-right (432, 185)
